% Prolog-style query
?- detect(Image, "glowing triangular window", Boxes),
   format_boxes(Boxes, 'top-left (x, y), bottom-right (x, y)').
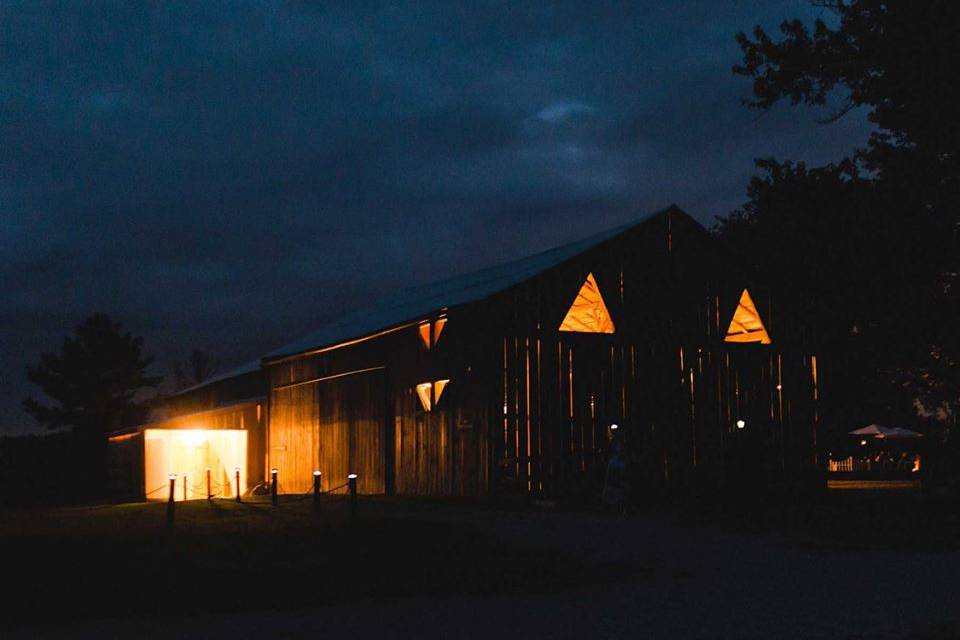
top-left (418, 317), bottom-right (448, 350)
top-left (559, 273), bottom-right (615, 334)
top-left (433, 317), bottom-right (446, 346)
top-left (724, 288), bottom-right (772, 344)
top-left (415, 380), bottom-right (449, 412)
top-left (418, 322), bottom-right (431, 349)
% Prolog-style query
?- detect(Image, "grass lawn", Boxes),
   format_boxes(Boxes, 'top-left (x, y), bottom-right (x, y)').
top-left (0, 495), bottom-right (609, 632)
top-left (2, 490), bottom-right (959, 637)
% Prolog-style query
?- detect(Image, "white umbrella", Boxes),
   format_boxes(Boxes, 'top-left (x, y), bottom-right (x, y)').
top-left (885, 427), bottom-right (924, 439)
top-left (849, 424), bottom-right (923, 439)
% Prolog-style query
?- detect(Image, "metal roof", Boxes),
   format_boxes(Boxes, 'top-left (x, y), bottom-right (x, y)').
top-left (263, 205), bottom-right (677, 361)
top-left (179, 204), bottom-right (680, 392)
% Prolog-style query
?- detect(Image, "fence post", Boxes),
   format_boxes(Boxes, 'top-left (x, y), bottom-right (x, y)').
top-left (206, 467), bottom-right (212, 500)
top-left (167, 474), bottom-right (176, 526)
top-left (235, 467), bottom-right (241, 503)
top-left (348, 473), bottom-right (358, 520)
top-left (271, 468), bottom-right (278, 506)
top-left (313, 470), bottom-right (321, 510)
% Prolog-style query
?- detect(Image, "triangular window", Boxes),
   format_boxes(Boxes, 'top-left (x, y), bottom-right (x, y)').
top-left (415, 380), bottom-right (449, 412)
top-left (724, 288), bottom-right (771, 344)
top-left (418, 316), bottom-right (448, 350)
top-left (559, 273), bottom-right (615, 334)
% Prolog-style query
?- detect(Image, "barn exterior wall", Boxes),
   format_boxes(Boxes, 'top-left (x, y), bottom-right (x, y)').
top-left (266, 310), bottom-right (491, 496)
top-left (478, 209), bottom-right (820, 499)
top-left (116, 207), bottom-right (820, 502)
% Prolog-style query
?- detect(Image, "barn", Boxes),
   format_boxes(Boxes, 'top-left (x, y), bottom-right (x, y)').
top-left (108, 205), bottom-right (822, 501)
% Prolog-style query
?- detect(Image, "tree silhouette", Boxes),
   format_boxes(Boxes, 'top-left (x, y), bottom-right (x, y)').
top-left (721, 1), bottom-right (960, 437)
top-left (174, 349), bottom-right (220, 391)
top-left (23, 314), bottom-right (161, 494)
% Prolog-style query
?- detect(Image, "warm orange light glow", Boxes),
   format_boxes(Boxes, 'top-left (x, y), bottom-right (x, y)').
top-left (433, 316), bottom-right (447, 346)
top-left (418, 322), bottom-right (431, 349)
top-left (724, 288), bottom-right (772, 344)
top-left (416, 382), bottom-right (432, 411)
top-left (419, 317), bottom-right (448, 350)
top-left (559, 273), bottom-right (615, 334)
top-left (434, 379), bottom-right (449, 404)
top-left (144, 429), bottom-right (247, 501)
top-left (108, 432), bottom-right (139, 443)
top-left (183, 430), bottom-right (207, 447)
top-left (415, 379), bottom-right (450, 412)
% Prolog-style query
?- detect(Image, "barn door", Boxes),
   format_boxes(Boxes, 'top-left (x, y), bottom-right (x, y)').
top-left (317, 369), bottom-right (386, 494)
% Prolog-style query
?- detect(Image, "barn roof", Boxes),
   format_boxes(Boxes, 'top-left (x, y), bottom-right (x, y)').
top-left (171, 205), bottom-right (682, 397)
top-left (263, 205), bottom-right (679, 362)
top-left (171, 357), bottom-right (262, 396)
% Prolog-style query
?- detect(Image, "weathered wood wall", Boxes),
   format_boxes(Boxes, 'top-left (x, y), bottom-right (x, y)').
top-left (266, 315), bottom-right (490, 495)
top-left (263, 208), bottom-right (819, 499)
top-left (483, 209), bottom-right (821, 499)
top-left (162, 370), bottom-right (263, 417)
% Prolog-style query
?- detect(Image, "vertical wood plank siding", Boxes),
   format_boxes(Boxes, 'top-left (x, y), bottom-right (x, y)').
top-left (262, 209), bottom-right (820, 498)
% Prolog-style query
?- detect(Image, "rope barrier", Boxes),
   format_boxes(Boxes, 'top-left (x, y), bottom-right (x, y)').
top-left (145, 484), bottom-right (169, 497)
top-left (146, 473), bottom-right (350, 501)
top-left (266, 479), bottom-right (352, 503)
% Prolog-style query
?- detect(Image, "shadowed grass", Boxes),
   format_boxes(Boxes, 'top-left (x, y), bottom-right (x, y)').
top-left (0, 496), bottom-right (608, 631)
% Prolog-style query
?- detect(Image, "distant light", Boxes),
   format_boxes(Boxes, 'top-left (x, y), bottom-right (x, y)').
top-left (736, 419), bottom-right (746, 430)
top-left (168, 473), bottom-right (177, 480)
top-left (348, 473), bottom-right (358, 479)
top-left (860, 439), bottom-right (867, 446)
top-left (271, 468), bottom-right (278, 475)
top-left (313, 470), bottom-right (321, 477)
top-left (610, 423), bottom-right (619, 431)
top-left (776, 384), bottom-right (782, 391)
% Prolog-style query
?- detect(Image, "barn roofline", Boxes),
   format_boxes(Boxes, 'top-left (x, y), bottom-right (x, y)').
top-left (173, 204), bottom-right (697, 392)
top-left (261, 204), bottom-right (692, 363)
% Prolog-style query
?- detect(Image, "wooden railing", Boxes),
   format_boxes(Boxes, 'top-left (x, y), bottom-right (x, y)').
top-left (829, 457), bottom-right (920, 473)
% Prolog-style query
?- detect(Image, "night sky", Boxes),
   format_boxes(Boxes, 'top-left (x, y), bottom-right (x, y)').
top-left (1, 2), bottom-right (872, 434)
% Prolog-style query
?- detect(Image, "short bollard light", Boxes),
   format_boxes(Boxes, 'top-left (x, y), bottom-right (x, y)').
top-left (312, 470), bottom-right (322, 510)
top-left (736, 419), bottom-right (746, 430)
top-left (271, 468), bottom-right (279, 506)
top-left (235, 467), bottom-right (241, 502)
top-left (167, 473), bottom-right (177, 526)
top-left (347, 473), bottom-right (358, 520)
top-left (205, 467), bottom-right (212, 500)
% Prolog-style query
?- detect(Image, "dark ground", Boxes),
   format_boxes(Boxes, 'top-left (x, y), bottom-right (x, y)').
top-left (1, 488), bottom-right (958, 639)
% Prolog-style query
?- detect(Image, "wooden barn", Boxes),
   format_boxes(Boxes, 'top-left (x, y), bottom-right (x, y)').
top-left (108, 206), bottom-right (822, 501)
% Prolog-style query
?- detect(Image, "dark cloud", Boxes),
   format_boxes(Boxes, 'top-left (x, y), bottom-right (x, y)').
top-left (1, 1), bottom-right (872, 433)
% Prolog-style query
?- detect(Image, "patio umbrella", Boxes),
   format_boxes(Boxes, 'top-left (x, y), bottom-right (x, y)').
top-left (849, 424), bottom-right (924, 439)
top-left (885, 427), bottom-right (924, 439)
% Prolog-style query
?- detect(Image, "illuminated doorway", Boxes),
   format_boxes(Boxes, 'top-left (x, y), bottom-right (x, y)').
top-left (143, 429), bottom-right (247, 501)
